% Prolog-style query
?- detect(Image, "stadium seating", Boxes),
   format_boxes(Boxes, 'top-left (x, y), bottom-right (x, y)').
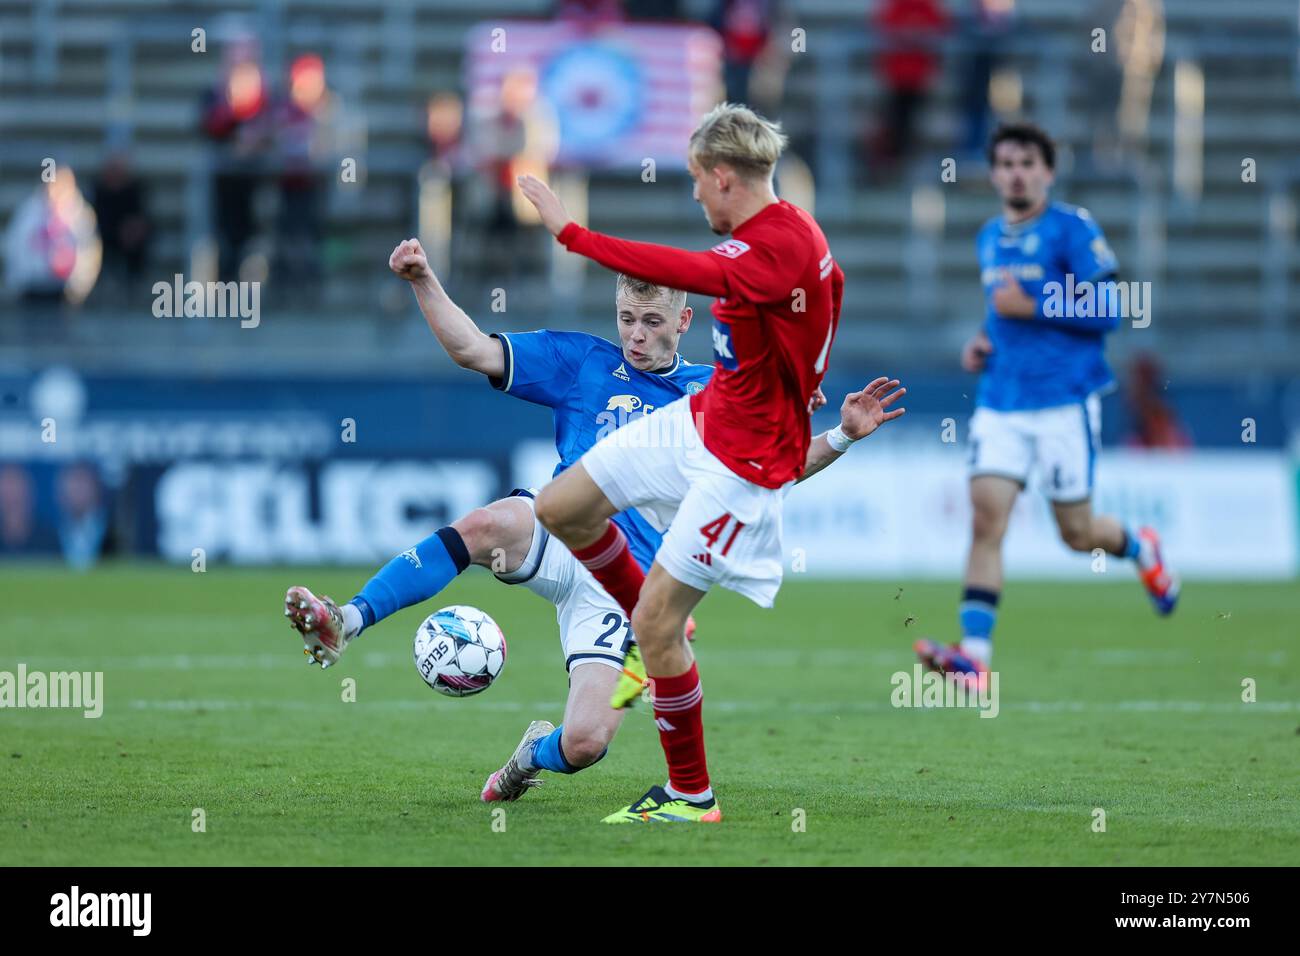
top-left (1, 0), bottom-right (1297, 372)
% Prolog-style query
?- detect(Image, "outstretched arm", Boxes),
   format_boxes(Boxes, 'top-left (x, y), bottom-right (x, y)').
top-left (516, 174), bottom-right (730, 297)
top-left (798, 377), bottom-right (907, 483)
top-left (389, 238), bottom-right (504, 378)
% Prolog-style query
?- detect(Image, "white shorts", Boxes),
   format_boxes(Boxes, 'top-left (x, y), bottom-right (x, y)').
top-left (968, 394), bottom-right (1101, 502)
top-left (580, 394), bottom-right (788, 607)
top-left (494, 493), bottom-right (631, 673)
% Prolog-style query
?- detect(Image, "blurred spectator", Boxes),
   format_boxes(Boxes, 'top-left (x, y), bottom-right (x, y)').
top-left (56, 462), bottom-right (109, 570)
top-left (272, 53), bottom-right (337, 293)
top-left (427, 92), bottom-right (465, 172)
top-left (421, 93), bottom-right (467, 283)
top-left (871, 0), bottom-right (951, 178)
top-left (90, 151), bottom-right (152, 307)
top-left (201, 39), bottom-right (270, 282)
top-left (710, 0), bottom-right (782, 107)
top-left (4, 167), bottom-right (102, 330)
top-left (1082, 0), bottom-right (1164, 172)
top-left (0, 464), bottom-right (58, 556)
top-left (957, 0), bottom-right (1018, 161)
top-left (465, 68), bottom-right (559, 286)
top-left (1124, 354), bottom-right (1192, 448)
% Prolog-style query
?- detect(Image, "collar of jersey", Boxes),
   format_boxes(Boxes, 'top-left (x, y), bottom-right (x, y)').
top-left (733, 198), bottom-right (785, 237)
top-left (644, 354), bottom-right (681, 376)
top-left (999, 204), bottom-right (1049, 235)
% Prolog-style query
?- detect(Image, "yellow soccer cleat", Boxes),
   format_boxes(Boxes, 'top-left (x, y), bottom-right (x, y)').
top-left (610, 643), bottom-right (650, 710)
top-left (602, 785), bottom-right (722, 824)
top-left (609, 615), bottom-right (697, 710)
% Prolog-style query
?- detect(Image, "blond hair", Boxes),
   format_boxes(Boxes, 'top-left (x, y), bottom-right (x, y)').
top-left (688, 102), bottom-right (788, 180)
top-left (615, 274), bottom-right (687, 315)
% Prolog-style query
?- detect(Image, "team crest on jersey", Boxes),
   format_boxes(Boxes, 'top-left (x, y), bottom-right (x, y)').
top-left (710, 239), bottom-right (750, 259)
top-left (611, 362), bottom-right (630, 381)
top-left (711, 320), bottom-right (738, 370)
top-left (686, 381), bottom-right (705, 395)
top-left (606, 394), bottom-right (643, 413)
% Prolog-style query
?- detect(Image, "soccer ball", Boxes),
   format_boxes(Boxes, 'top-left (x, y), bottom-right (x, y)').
top-left (413, 605), bottom-right (507, 698)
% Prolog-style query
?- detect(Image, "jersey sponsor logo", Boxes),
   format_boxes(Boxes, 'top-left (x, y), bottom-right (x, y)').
top-left (595, 395), bottom-right (660, 439)
top-left (711, 320), bottom-right (738, 370)
top-left (981, 263), bottom-right (1044, 287)
top-left (606, 394), bottom-right (644, 413)
top-left (611, 362), bottom-right (631, 381)
top-left (709, 238), bottom-right (750, 259)
top-left (400, 547), bottom-right (422, 569)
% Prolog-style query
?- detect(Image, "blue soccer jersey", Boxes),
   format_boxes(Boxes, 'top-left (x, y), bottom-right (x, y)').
top-left (489, 330), bottom-right (713, 571)
top-left (975, 201), bottom-right (1121, 411)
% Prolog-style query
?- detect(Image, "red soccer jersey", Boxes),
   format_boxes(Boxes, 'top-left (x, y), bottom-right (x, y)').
top-left (557, 199), bottom-right (843, 488)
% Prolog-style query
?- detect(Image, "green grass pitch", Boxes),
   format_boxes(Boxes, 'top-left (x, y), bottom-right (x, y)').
top-left (2, 564), bottom-right (1296, 865)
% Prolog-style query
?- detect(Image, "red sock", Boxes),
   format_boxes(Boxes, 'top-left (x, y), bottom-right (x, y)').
top-left (651, 663), bottom-right (710, 795)
top-left (570, 521), bottom-right (645, 620)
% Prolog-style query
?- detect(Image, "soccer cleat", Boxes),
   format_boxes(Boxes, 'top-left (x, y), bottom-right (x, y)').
top-left (284, 586), bottom-right (350, 669)
top-left (609, 615), bottom-right (699, 710)
top-left (1135, 526), bottom-right (1180, 616)
top-left (610, 643), bottom-right (649, 710)
top-left (480, 719), bottom-right (555, 802)
top-left (913, 637), bottom-right (989, 691)
top-left (602, 784), bottom-right (722, 824)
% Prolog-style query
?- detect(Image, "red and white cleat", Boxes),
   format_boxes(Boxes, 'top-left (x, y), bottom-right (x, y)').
top-left (913, 637), bottom-right (990, 692)
top-left (481, 720), bottom-right (555, 802)
top-left (284, 586), bottom-right (350, 668)
top-left (1136, 527), bottom-right (1180, 616)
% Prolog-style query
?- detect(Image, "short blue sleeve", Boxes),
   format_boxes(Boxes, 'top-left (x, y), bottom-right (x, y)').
top-left (1064, 209), bottom-right (1118, 282)
top-left (490, 330), bottom-right (598, 408)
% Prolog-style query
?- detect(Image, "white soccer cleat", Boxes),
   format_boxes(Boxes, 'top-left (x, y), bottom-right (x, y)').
top-left (283, 586), bottom-right (350, 669)
top-left (480, 720), bottom-right (555, 802)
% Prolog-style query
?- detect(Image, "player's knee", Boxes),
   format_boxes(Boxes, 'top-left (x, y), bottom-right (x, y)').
top-left (533, 485), bottom-right (568, 537)
top-left (561, 723), bottom-right (612, 768)
top-left (630, 603), bottom-right (673, 650)
top-left (451, 507), bottom-right (499, 561)
top-left (971, 504), bottom-right (1009, 544)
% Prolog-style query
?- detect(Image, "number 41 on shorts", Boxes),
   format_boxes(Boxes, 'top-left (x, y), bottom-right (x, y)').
top-left (693, 513), bottom-right (745, 566)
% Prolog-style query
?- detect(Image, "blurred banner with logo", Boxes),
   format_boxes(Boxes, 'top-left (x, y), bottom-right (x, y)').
top-left (465, 21), bottom-right (722, 169)
top-left (2, 367), bottom-right (1296, 576)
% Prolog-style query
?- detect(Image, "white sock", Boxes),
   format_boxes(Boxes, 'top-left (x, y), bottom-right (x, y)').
top-left (341, 603), bottom-right (363, 639)
top-left (960, 636), bottom-right (992, 666)
top-left (665, 782), bottom-right (714, 804)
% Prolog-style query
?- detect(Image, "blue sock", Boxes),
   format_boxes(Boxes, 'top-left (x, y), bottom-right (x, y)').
top-left (350, 527), bottom-right (470, 633)
top-left (959, 586), bottom-right (999, 645)
top-left (529, 726), bottom-right (602, 774)
top-left (1119, 527), bottom-right (1141, 560)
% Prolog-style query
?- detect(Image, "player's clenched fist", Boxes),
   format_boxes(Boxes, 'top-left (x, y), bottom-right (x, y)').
top-left (389, 238), bottom-right (432, 282)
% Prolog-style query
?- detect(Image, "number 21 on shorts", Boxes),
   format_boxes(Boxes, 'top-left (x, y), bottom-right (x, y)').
top-left (699, 513), bottom-right (745, 558)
